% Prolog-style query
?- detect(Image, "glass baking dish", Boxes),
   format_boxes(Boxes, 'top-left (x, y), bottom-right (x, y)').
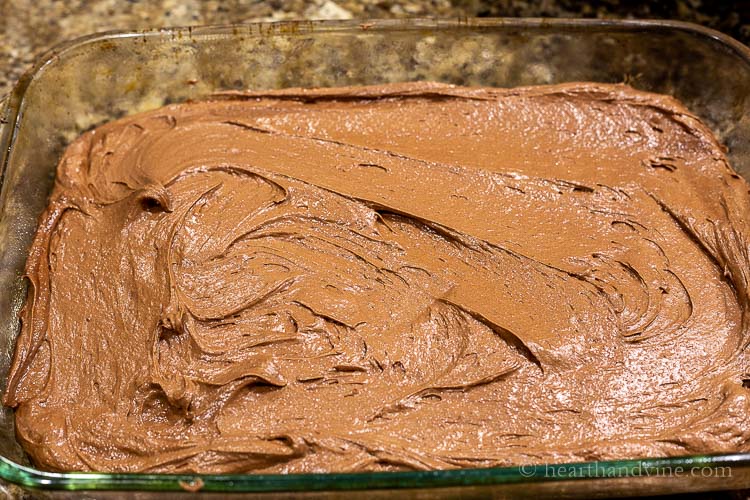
top-left (0, 17), bottom-right (749, 498)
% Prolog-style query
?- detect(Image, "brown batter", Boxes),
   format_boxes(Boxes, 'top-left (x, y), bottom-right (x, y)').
top-left (4, 82), bottom-right (750, 473)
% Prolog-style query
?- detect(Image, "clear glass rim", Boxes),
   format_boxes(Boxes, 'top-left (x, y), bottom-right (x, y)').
top-left (1, 17), bottom-right (749, 492)
top-left (1, 453), bottom-right (749, 492)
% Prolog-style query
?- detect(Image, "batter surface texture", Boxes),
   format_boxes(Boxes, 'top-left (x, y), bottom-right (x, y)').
top-left (5, 82), bottom-right (750, 473)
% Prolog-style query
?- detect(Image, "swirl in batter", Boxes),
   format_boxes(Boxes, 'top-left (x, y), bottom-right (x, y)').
top-left (4, 82), bottom-right (750, 473)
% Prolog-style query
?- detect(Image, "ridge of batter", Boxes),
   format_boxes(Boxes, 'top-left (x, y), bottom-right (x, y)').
top-left (4, 82), bottom-right (750, 473)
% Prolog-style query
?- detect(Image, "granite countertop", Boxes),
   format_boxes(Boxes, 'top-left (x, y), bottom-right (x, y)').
top-left (1, 0), bottom-right (749, 99)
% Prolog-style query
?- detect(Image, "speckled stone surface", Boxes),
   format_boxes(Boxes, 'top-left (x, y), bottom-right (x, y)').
top-left (1, 0), bottom-right (749, 99)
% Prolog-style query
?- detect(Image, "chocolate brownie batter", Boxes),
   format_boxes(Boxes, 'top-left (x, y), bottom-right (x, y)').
top-left (4, 82), bottom-right (750, 473)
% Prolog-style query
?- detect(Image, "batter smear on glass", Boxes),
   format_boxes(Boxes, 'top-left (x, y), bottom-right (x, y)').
top-left (4, 82), bottom-right (750, 473)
